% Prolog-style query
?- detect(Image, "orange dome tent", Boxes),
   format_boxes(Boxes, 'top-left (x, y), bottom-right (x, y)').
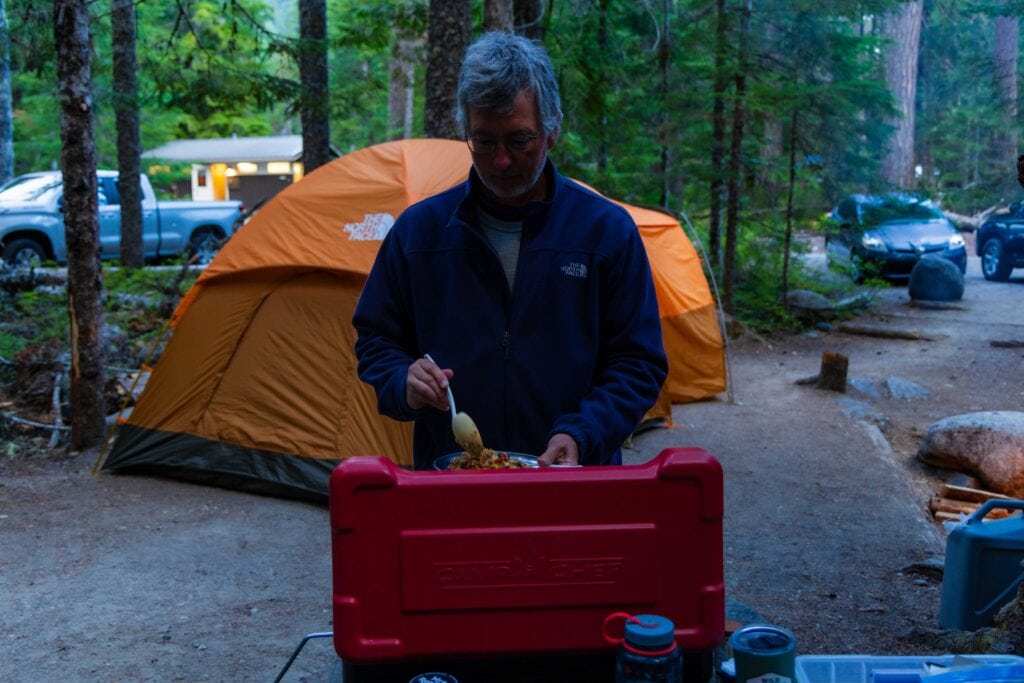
top-left (101, 139), bottom-right (726, 500)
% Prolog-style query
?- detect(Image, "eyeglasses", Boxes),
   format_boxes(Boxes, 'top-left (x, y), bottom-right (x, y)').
top-left (466, 133), bottom-right (540, 155)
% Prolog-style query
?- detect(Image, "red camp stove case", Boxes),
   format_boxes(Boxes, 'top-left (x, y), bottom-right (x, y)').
top-left (329, 448), bottom-right (724, 682)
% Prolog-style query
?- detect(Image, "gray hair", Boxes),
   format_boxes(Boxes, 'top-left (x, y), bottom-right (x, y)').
top-left (455, 32), bottom-right (563, 138)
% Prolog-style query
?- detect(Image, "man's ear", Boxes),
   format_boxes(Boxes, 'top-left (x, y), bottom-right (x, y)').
top-left (546, 131), bottom-right (558, 149)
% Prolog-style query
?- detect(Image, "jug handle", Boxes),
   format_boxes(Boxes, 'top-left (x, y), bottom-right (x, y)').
top-left (966, 498), bottom-right (1024, 525)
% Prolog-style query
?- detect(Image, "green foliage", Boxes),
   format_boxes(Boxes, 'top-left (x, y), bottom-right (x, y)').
top-left (7, 0), bottom-right (1022, 336)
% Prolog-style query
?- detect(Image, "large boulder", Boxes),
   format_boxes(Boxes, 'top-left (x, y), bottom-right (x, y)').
top-left (917, 411), bottom-right (1024, 496)
top-left (908, 256), bottom-right (964, 302)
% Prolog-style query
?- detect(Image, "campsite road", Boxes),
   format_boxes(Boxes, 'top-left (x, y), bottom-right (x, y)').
top-left (2, 253), bottom-right (1023, 680)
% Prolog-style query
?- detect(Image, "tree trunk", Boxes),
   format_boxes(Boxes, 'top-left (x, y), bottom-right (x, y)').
top-left (299, 0), bottom-right (331, 174)
top-left (111, 0), bottom-right (142, 269)
top-left (723, 0), bottom-right (751, 315)
top-left (880, 0), bottom-right (923, 189)
top-left (0, 0), bottom-right (13, 185)
top-left (54, 0), bottom-right (105, 449)
top-left (782, 108), bottom-right (798, 306)
top-left (658, 0), bottom-right (671, 209)
top-left (708, 0), bottom-right (728, 273)
top-left (994, 5), bottom-right (1018, 185)
top-left (596, 0), bottom-right (609, 180)
top-left (514, 0), bottom-right (546, 40)
top-left (388, 35), bottom-right (419, 140)
top-left (425, 0), bottom-right (471, 140)
top-left (485, 0), bottom-right (514, 33)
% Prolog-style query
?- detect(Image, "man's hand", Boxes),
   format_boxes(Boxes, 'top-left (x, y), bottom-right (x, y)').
top-left (406, 357), bottom-right (453, 411)
top-left (537, 433), bottom-right (579, 467)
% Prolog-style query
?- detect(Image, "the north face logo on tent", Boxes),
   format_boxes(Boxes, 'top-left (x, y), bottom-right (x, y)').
top-left (344, 213), bottom-right (395, 241)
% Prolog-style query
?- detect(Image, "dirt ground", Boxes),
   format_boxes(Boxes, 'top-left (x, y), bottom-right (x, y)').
top-left (1, 249), bottom-right (1022, 682)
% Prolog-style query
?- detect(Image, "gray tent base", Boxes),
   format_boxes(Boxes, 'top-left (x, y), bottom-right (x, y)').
top-left (103, 424), bottom-right (339, 503)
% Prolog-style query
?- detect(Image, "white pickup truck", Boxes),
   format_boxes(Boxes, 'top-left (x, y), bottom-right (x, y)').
top-left (0, 170), bottom-right (244, 266)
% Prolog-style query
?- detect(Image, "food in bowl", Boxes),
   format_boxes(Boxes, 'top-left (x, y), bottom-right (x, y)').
top-left (448, 448), bottom-right (528, 470)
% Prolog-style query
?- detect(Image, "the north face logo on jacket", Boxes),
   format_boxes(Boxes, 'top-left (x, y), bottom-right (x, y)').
top-left (561, 262), bottom-right (588, 279)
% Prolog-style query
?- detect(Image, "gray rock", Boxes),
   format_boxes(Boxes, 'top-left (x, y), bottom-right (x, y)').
top-left (848, 377), bottom-right (883, 399)
top-left (885, 377), bottom-right (931, 400)
top-left (836, 396), bottom-right (891, 429)
top-left (917, 411), bottom-right (1024, 496)
top-left (786, 289), bottom-right (836, 322)
top-left (908, 256), bottom-right (964, 302)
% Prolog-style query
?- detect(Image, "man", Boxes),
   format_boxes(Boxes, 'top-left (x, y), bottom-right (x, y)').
top-left (353, 32), bottom-right (666, 468)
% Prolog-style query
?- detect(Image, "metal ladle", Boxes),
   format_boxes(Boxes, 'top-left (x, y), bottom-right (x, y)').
top-left (424, 354), bottom-right (485, 455)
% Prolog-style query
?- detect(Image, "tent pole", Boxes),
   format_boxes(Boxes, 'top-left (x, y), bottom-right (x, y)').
top-left (673, 207), bottom-right (735, 405)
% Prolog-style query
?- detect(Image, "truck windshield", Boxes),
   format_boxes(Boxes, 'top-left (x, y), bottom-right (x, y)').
top-left (0, 176), bottom-right (61, 202)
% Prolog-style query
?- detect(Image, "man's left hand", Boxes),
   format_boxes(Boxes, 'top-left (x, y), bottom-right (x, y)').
top-left (538, 433), bottom-right (579, 466)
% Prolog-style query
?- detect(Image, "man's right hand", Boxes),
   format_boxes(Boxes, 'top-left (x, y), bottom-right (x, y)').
top-left (406, 357), bottom-right (453, 411)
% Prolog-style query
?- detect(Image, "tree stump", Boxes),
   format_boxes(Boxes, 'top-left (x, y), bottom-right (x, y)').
top-left (816, 350), bottom-right (848, 392)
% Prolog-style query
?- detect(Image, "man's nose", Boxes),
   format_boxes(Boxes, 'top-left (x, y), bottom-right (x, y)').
top-left (491, 144), bottom-right (513, 169)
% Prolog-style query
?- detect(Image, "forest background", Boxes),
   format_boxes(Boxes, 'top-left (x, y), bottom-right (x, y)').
top-left (0, 0), bottom-right (1022, 449)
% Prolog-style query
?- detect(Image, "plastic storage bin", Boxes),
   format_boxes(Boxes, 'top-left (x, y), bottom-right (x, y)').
top-left (939, 499), bottom-right (1024, 631)
top-left (794, 654), bottom-right (1024, 683)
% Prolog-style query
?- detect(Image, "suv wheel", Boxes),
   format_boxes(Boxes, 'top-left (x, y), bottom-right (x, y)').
top-left (981, 238), bottom-right (1013, 281)
top-left (188, 229), bottom-right (223, 266)
top-left (2, 238), bottom-right (46, 269)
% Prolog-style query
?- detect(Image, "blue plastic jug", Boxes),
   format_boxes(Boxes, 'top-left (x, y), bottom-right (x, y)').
top-left (939, 499), bottom-right (1024, 631)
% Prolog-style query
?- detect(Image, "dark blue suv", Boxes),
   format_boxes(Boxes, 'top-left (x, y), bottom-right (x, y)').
top-left (977, 202), bottom-right (1024, 281)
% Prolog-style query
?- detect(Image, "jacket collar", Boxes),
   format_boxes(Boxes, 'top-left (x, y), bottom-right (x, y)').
top-left (463, 159), bottom-right (562, 224)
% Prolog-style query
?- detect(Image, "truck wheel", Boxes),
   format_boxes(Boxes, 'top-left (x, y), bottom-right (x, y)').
top-left (2, 238), bottom-right (46, 269)
top-left (188, 229), bottom-right (223, 266)
top-left (981, 238), bottom-right (1013, 281)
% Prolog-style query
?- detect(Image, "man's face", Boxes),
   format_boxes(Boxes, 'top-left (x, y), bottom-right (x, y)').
top-left (467, 89), bottom-right (557, 206)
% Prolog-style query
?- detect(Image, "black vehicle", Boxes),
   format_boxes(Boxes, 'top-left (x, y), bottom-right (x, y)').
top-left (825, 193), bottom-right (967, 281)
top-left (976, 201), bottom-right (1024, 281)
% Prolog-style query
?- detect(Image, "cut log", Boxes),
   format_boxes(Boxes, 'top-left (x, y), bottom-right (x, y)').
top-left (941, 483), bottom-right (1012, 504)
top-left (930, 496), bottom-right (1010, 518)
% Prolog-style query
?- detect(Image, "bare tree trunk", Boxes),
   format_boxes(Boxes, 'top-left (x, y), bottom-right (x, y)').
top-left (388, 36), bottom-right (419, 140)
top-left (596, 0), bottom-right (609, 180)
top-left (0, 0), bottom-right (13, 185)
top-left (300, 0), bottom-right (331, 174)
top-left (514, 0), bottom-right (546, 40)
top-left (708, 0), bottom-right (728, 273)
top-left (723, 0), bottom-right (751, 315)
top-left (759, 19), bottom-right (782, 196)
top-left (111, 0), bottom-right (142, 268)
top-left (658, 0), bottom-right (671, 209)
top-left (994, 5), bottom-right (1018, 186)
top-left (485, 0), bottom-right (514, 32)
top-left (54, 0), bottom-right (105, 449)
top-left (880, 0), bottom-right (923, 189)
top-left (782, 108), bottom-right (798, 306)
top-left (425, 0), bottom-right (471, 139)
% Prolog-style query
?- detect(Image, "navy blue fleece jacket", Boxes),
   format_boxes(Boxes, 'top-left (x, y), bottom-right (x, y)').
top-left (352, 162), bottom-right (667, 469)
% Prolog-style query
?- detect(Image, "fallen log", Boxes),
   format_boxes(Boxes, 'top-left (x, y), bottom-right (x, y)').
top-left (835, 322), bottom-right (945, 341)
top-left (990, 339), bottom-right (1024, 348)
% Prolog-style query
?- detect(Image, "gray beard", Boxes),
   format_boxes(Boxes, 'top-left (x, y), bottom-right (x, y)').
top-left (478, 157), bottom-right (547, 203)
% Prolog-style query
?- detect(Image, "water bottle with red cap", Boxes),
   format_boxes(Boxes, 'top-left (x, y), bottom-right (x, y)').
top-left (603, 612), bottom-right (684, 682)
